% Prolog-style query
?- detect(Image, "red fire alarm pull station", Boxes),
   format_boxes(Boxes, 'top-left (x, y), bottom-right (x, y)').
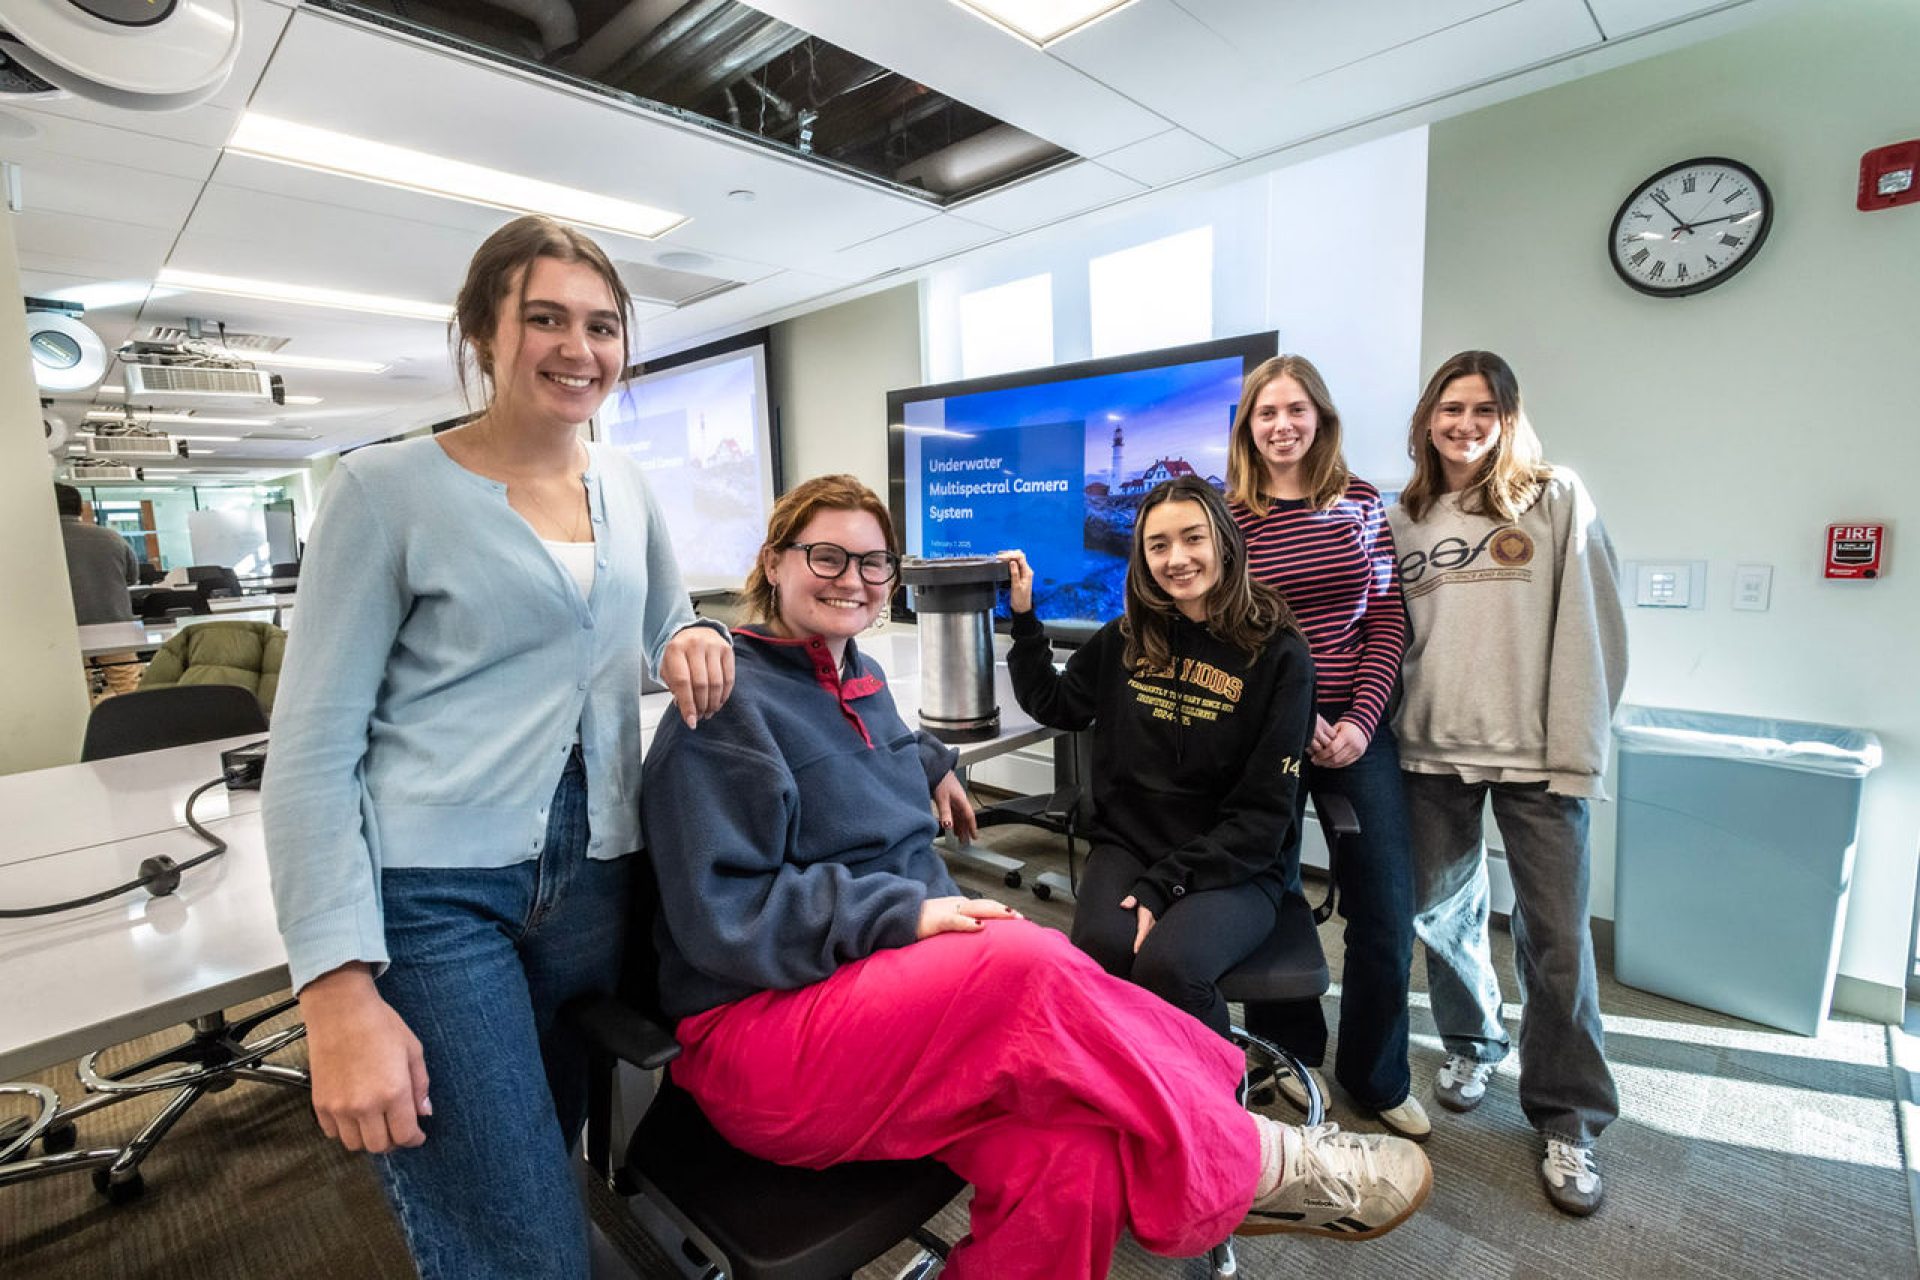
top-left (1859, 140), bottom-right (1920, 212)
top-left (1825, 524), bottom-right (1886, 579)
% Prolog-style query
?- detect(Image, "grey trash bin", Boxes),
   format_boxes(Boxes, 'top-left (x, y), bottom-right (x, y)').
top-left (1613, 706), bottom-right (1881, 1036)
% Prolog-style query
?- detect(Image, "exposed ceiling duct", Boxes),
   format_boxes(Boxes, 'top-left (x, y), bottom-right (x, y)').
top-left (313, 0), bottom-right (1073, 203)
top-left (472, 0), bottom-right (579, 56)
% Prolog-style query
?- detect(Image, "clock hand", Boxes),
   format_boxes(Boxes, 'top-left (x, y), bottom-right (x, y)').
top-left (1676, 212), bottom-right (1755, 230)
top-left (1650, 194), bottom-right (1692, 233)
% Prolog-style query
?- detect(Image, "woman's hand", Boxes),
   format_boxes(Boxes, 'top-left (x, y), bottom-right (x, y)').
top-left (1119, 895), bottom-right (1157, 954)
top-left (1311, 719), bottom-right (1369, 769)
top-left (998, 550), bottom-right (1034, 613)
top-left (917, 895), bottom-right (1021, 939)
top-left (932, 770), bottom-right (978, 843)
top-left (661, 624), bottom-right (736, 729)
top-left (298, 963), bottom-right (431, 1154)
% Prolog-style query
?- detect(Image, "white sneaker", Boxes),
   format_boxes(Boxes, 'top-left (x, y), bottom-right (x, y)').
top-left (1375, 1095), bottom-right (1432, 1142)
top-left (1275, 1066), bottom-right (1328, 1113)
top-left (1433, 1055), bottom-right (1494, 1112)
top-left (1540, 1138), bottom-right (1604, 1216)
top-left (1239, 1123), bottom-right (1433, 1240)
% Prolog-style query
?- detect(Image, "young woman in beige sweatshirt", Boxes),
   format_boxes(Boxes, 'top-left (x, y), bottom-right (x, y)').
top-left (1386, 350), bottom-right (1628, 1218)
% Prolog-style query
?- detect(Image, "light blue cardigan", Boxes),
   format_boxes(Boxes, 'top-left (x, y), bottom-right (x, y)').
top-left (262, 435), bottom-right (709, 992)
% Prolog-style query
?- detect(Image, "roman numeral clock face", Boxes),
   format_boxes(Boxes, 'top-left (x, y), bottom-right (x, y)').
top-left (1609, 157), bottom-right (1772, 297)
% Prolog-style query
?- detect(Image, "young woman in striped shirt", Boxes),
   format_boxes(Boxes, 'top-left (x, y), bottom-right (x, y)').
top-left (1226, 354), bottom-right (1428, 1142)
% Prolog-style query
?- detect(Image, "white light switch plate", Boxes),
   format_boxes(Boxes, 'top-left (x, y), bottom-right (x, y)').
top-left (1732, 563), bottom-right (1773, 611)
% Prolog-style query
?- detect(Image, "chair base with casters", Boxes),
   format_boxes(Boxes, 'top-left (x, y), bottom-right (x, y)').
top-left (571, 992), bottom-right (962, 1280)
top-left (969, 728), bottom-right (1094, 897)
top-left (0, 1003), bottom-right (307, 1202)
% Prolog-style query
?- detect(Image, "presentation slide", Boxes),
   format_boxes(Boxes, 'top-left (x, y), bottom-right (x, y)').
top-left (899, 355), bottom-right (1245, 625)
top-left (598, 346), bottom-right (773, 593)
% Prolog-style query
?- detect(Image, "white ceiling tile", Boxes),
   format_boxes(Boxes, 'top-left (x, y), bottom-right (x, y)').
top-left (13, 210), bottom-right (177, 280)
top-left (737, 0), bottom-right (1173, 156)
top-left (804, 212), bottom-right (1003, 280)
top-left (634, 269), bottom-right (848, 359)
top-left (1093, 128), bottom-right (1233, 186)
top-left (6, 153), bottom-right (203, 232)
top-left (1167, 1), bottom-right (1520, 82)
top-left (948, 160), bottom-right (1146, 234)
top-left (1, 108), bottom-right (220, 181)
top-left (1584, 0), bottom-right (1741, 38)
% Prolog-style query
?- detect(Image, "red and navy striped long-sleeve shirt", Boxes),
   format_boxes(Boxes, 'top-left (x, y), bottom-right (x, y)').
top-left (1232, 477), bottom-right (1407, 740)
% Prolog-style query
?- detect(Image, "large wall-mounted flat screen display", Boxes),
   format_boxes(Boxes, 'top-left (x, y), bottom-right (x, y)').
top-left (888, 332), bottom-right (1277, 641)
top-left (596, 330), bottom-right (780, 595)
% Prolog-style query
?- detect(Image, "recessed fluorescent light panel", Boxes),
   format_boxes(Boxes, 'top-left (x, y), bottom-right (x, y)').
top-left (86, 411), bottom-right (271, 427)
top-left (228, 113), bottom-right (688, 240)
top-left (949, 0), bottom-right (1139, 45)
top-left (156, 268), bottom-right (452, 322)
top-left (249, 352), bottom-right (388, 374)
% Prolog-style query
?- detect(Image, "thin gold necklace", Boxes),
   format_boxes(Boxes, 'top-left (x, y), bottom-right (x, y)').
top-left (518, 477), bottom-right (588, 542)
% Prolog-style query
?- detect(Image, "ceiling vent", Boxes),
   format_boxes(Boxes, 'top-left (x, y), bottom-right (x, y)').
top-left (144, 326), bottom-right (291, 353)
top-left (85, 431), bottom-right (181, 460)
top-left (66, 459), bottom-right (141, 482)
top-left (125, 364), bottom-right (280, 405)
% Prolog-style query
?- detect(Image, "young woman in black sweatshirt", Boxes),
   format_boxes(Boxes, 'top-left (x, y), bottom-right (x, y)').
top-left (1004, 475), bottom-right (1316, 1037)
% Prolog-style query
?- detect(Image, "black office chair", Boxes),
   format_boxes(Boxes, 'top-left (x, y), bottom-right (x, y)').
top-left (971, 728), bottom-right (1094, 896)
top-left (80, 685), bottom-right (267, 762)
top-left (568, 867), bottom-right (963, 1280)
top-left (7, 687), bottom-right (301, 1203)
top-left (136, 561), bottom-right (165, 585)
top-left (184, 565), bottom-right (243, 599)
top-left (135, 588), bottom-right (208, 621)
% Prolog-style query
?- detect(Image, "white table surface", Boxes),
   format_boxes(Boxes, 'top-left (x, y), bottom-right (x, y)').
top-left (2, 631), bottom-right (1047, 1080)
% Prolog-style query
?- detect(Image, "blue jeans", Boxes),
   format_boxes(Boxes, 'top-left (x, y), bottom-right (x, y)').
top-left (373, 749), bottom-right (632, 1279)
top-left (1245, 720), bottom-right (1416, 1111)
top-left (1404, 772), bottom-right (1618, 1146)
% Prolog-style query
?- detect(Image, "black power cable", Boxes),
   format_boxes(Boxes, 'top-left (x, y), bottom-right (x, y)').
top-left (0, 777), bottom-right (230, 919)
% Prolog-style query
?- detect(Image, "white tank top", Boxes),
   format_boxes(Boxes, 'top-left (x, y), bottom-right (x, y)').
top-left (542, 539), bottom-right (597, 599)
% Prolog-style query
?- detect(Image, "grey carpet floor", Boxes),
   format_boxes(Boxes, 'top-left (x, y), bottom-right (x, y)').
top-left (4, 821), bottom-right (1912, 1279)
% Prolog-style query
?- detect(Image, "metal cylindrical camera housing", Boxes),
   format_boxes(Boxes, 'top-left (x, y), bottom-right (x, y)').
top-left (901, 556), bottom-right (1010, 743)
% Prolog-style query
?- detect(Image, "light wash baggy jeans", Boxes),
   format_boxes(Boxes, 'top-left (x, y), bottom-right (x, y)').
top-left (1403, 771), bottom-right (1619, 1147)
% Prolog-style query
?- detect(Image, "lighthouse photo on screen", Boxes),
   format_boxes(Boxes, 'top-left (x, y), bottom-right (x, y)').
top-left (892, 343), bottom-right (1265, 632)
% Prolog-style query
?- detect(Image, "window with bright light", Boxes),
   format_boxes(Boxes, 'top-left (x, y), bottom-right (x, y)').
top-left (1089, 226), bottom-right (1213, 359)
top-left (959, 273), bottom-right (1054, 379)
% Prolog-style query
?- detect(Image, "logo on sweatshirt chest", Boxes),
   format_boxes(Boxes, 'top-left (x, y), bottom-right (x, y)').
top-left (1127, 657), bottom-right (1245, 725)
top-left (1400, 525), bottom-right (1535, 595)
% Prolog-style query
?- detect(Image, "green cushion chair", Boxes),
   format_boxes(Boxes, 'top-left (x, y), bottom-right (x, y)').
top-left (138, 619), bottom-right (286, 717)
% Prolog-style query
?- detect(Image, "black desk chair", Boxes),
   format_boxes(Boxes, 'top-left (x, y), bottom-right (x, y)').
top-left (80, 685), bottom-right (267, 762)
top-left (184, 565), bottom-right (242, 599)
top-left (6, 686), bottom-right (300, 1203)
top-left (568, 869), bottom-right (962, 1280)
top-left (135, 588), bottom-right (208, 621)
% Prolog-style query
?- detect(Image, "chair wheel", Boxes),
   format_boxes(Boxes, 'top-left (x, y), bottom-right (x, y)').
top-left (1031, 881), bottom-right (1051, 901)
top-left (92, 1168), bottom-right (145, 1204)
top-left (41, 1122), bottom-right (77, 1154)
top-left (1003, 871), bottom-right (1022, 889)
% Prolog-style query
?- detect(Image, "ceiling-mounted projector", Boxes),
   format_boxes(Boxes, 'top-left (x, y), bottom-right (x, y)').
top-left (66, 457), bottom-right (141, 483)
top-left (0, 1), bottom-right (243, 113)
top-left (84, 429), bottom-right (181, 460)
top-left (125, 360), bottom-right (277, 405)
top-left (26, 307), bottom-right (107, 392)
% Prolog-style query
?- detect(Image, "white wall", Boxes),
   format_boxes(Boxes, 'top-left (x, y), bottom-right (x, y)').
top-left (1423, 0), bottom-right (1920, 1011)
top-left (0, 213), bottom-right (92, 773)
top-left (769, 283), bottom-right (922, 497)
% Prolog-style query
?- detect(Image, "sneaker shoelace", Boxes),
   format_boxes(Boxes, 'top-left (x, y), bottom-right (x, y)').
top-left (1545, 1141), bottom-right (1597, 1188)
top-left (1290, 1124), bottom-right (1378, 1214)
top-left (1442, 1056), bottom-right (1492, 1087)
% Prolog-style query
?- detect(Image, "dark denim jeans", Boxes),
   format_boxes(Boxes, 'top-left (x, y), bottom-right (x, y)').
top-left (1245, 719), bottom-right (1416, 1111)
top-left (372, 749), bottom-right (632, 1280)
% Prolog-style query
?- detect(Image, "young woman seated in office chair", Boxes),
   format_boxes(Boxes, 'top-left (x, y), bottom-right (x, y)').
top-left (999, 476), bottom-right (1316, 1042)
top-left (640, 474), bottom-right (1430, 1280)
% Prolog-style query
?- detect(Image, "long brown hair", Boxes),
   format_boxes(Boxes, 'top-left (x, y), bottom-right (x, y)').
top-left (1121, 476), bottom-right (1295, 674)
top-left (1399, 350), bottom-right (1553, 522)
top-left (743, 474), bottom-right (896, 624)
top-left (450, 214), bottom-right (634, 411)
top-left (1226, 354), bottom-right (1351, 514)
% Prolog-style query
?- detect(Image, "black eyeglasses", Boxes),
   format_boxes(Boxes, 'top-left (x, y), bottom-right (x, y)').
top-left (786, 541), bottom-right (900, 585)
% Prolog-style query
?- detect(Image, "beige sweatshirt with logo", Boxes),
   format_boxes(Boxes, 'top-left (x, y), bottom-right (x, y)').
top-left (1386, 467), bottom-right (1628, 798)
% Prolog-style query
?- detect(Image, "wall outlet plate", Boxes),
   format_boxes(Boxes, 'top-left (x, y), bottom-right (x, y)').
top-left (1732, 563), bottom-right (1773, 611)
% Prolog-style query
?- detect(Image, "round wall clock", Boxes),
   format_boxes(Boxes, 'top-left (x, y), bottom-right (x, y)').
top-left (1608, 156), bottom-right (1772, 297)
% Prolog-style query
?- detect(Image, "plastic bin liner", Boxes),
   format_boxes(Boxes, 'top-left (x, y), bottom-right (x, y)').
top-left (1613, 706), bottom-right (1881, 778)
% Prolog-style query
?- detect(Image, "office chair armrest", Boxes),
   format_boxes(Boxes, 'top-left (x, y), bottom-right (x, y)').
top-left (1311, 791), bottom-right (1359, 840)
top-left (565, 992), bottom-right (682, 1071)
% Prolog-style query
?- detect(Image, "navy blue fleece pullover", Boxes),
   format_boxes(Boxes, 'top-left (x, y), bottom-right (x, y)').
top-left (642, 627), bottom-right (961, 1020)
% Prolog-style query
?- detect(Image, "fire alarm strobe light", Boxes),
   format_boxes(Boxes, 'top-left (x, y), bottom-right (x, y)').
top-left (1858, 141), bottom-right (1920, 212)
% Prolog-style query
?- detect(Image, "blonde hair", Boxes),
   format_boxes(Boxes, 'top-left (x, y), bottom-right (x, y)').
top-left (1120, 476), bottom-right (1296, 673)
top-left (1399, 350), bottom-right (1553, 523)
top-left (743, 474), bottom-right (897, 623)
top-left (1226, 354), bottom-right (1351, 514)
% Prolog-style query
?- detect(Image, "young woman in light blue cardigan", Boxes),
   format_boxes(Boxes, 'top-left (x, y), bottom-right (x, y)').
top-left (262, 216), bottom-right (732, 1279)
